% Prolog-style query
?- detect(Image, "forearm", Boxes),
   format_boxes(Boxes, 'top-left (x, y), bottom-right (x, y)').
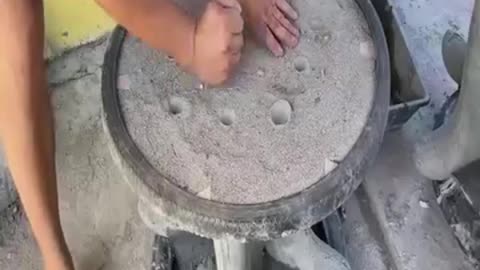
top-left (0, 0), bottom-right (68, 263)
top-left (96, 0), bottom-right (195, 66)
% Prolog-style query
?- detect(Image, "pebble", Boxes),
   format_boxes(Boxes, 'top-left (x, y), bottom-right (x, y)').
top-left (419, 200), bottom-right (430, 209)
top-left (257, 69), bottom-right (265, 77)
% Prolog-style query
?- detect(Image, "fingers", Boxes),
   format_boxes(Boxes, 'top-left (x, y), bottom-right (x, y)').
top-left (227, 35), bottom-right (242, 70)
top-left (265, 26), bottom-right (284, 56)
top-left (275, 0), bottom-right (298, 20)
top-left (215, 0), bottom-right (242, 12)
top-left (266, 8), bottom-right (299, 48)
top-left (272, 6), bottom-right (300, 38)
top-left (223, 8), bottom-right (244, 34)
top-left (228, 34), bottom-right (244, 53)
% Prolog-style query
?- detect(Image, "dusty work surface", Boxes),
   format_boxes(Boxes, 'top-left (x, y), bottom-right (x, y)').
top-left (117, 0), bottom-right (376, 204)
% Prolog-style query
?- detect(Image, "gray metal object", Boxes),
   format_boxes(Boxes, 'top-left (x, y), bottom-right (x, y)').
top-left (435, 175), bottom-right (480, 268)
top-left (380, 0), bottom-right (472, 109)
top-left (214, 239), bottom-right (263, 270)
top-left (414, 0), bottom-right (480, 180)
top-left (442, 30), bottom-right (467, 85)
top-left (266, 229), bottom-right (351, 270)
top-left (324, 133), bottom-right (475, 270)
top-left (361, 133), bottom-right (473, 270)
top-left (151, 235), bottom-right (174, 270)
top-left (324, 189), bottom-right (393, 270)
top-left (322, 0), bottom-right (477, 268)
top-left (369, 0), bottom-right (430, 130)
top-left (372, 0), bottom-right (473, 131)
top-left (453, 160), bottom-right (480, 214)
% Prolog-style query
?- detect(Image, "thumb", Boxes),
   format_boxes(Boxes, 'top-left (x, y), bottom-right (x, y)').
top-left (214, 0), bottom-right (242, 12)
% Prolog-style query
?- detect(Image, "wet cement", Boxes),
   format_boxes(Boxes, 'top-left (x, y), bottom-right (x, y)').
top-left (117, 0), bottom-right (376, 204)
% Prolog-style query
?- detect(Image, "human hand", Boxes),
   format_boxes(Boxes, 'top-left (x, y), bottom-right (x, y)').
top-left (186, 0), bottom-right (244, 85)
top-left (242, 0), bottom-right (300, 56)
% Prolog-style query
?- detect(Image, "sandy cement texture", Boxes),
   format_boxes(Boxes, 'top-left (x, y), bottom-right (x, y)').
top-left (118, 0), bottom-right (376, 204)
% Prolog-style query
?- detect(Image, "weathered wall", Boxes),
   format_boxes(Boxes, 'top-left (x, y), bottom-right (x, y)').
top-left (44, 0), bottom-right (114, 57)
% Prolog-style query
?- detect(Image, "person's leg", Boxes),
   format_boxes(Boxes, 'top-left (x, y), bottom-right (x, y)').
top-left (0, 1), bottom-right (73, 269)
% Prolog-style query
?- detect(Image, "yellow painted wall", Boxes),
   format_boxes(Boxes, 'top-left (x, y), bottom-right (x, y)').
top-left (44, 0), bottom-right (115, 56)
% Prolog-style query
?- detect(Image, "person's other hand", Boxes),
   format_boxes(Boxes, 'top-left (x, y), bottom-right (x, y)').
top-left (187, 0), bottom-right (244, 85)
top-left (242, 0), bottom-right (299, 56)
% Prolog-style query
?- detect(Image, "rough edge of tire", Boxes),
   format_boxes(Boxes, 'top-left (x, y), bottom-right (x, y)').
top-left (101, 0), bottom-right (390, 241)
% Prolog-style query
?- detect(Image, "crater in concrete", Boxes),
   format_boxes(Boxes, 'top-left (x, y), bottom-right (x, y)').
top-left (271, 100), bottom-right (292, 126)
top-left (294, 57), bottom-right (309, 73)
top-left (168, 97), bottom-right (184, 115)
top-left (117, 0), bottom-right (376, 204)
top-left (220, 109), bottom-right (235, 126)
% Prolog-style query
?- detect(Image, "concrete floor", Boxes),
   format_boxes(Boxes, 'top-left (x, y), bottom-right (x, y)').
top-left (0, 39), bottom-right (153, 270)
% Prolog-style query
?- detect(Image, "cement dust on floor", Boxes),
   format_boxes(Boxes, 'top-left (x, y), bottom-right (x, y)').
top-left (0, 41), bottom-right (153, 270)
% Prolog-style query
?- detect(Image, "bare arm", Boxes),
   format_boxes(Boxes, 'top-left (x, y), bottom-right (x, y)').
top-left (0, 1), bottom-right (240, 270)
top-left (96, 0), bottom-right (196, 68)
top-left (97, 0), bottom-right (244, 85)
top-left (0, 1), bottom-right (72, 269)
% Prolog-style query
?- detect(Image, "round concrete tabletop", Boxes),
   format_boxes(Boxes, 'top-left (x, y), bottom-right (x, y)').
top-left (102, 0), bottom-right (390, 240)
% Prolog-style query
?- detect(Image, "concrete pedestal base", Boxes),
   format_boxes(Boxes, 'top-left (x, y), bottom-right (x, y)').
top-left (214, 239), bottom-right (263, 270)
top-left (141, 198), bottom-right (351, 270)
top-left (267, 230), bottom-right (351, 270)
